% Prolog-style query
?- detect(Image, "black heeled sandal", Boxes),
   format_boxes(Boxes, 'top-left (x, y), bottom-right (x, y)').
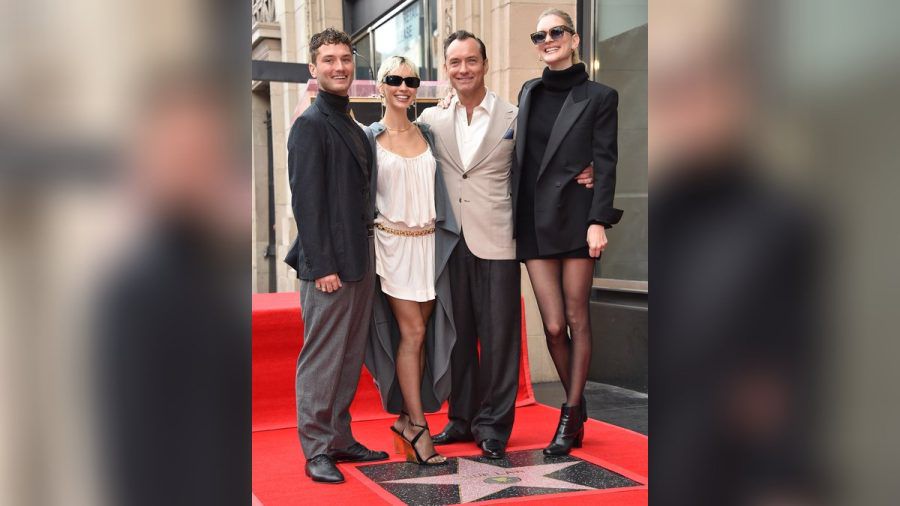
top-left (399, 421), bottom-right (447, 466)
top-left (389, 410), bottom-right (410, 455)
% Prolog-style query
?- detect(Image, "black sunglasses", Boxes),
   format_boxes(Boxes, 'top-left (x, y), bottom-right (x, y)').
top-left (383, 75), bottom-right (421, 88)
top-left (530, 25), bottom-right (576, 45)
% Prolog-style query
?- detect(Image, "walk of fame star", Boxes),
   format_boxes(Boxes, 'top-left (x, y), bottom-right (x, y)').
top-left (383, 457), bottom-right (595, 503)
top-left (356, 449), bottom-right (641, 505)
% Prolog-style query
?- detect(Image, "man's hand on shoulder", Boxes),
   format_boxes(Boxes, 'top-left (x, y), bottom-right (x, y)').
top-left (436, 88), bottom-right (456, 109)
top-left (314, 273), bottom-right (342, 293)
top-left (575, 163), bottom-right (594, 189)
top-left (417, 103), bottom-right (434, 124)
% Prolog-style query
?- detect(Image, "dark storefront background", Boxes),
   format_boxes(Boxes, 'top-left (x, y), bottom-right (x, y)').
top-left (345, 0), bottom-right (439, 81)
top-left (580, 0), bottom-right (648, 391)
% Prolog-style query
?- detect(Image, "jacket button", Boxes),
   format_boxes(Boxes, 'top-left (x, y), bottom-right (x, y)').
top-left (462, 174), bottom-right (468, 179)
top-left (459, 198), bottom-right (462, 203)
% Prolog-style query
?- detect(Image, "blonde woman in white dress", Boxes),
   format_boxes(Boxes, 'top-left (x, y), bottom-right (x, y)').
top-left (363, 56), bottom-right (460, 466)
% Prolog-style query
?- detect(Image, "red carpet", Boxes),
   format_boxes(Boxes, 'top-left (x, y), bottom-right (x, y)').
top-left (253, 292), bottom-right (535, 431)
top-left (253, 292), bottom-right (648, 505)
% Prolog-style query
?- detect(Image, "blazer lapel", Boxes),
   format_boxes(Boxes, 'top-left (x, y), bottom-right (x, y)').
top-left (433, 106), bottom-right (465, 172)
top-left (467, 99), bottom-right (516, 171)
top-left (515, 80), bottom-right (539, 168)
top-left (538, 81), bottom-right (591, 180)
top-left (319, 101), bottom-right (367, 173)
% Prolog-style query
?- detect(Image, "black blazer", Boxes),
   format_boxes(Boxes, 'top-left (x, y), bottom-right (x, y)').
top-left (284, 98), bottom-right (376, 282)
top-left (512, 78), bottom-right (624, 255)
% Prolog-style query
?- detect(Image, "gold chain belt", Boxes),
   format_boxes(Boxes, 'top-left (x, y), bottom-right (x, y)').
top-left (375, 222), bottom-right (435, 237)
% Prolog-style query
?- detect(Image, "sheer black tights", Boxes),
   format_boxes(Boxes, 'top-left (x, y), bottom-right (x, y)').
top-left (525, 258), bottom-right (594, 406)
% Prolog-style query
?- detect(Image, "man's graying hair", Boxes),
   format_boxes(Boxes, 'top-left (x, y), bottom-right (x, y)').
top-left (309, 27), bottom-right (353, 64)
top-left (443, 30), bottom-right (487, 61)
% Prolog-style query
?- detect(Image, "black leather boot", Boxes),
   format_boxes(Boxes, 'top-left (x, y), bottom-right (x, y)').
top-left (543, 403), bottom-right (584, 456)
top-left (564, 393), bottom-right (588, 421)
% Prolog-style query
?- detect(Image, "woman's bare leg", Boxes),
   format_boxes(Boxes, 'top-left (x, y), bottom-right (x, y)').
top-left (386, 295), bottom-right (444, 463)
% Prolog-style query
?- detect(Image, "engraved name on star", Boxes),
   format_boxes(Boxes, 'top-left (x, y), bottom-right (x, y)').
top-left (383, 457), bottom-right (596, 503)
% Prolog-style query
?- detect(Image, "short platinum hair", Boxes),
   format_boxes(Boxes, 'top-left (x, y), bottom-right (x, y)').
top-left (376, 55), bottom-right (420, 83)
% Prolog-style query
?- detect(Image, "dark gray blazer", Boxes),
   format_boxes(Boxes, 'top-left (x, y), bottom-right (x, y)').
top-left (363, 121), bottom-right (460, 414)
top-left (512, 78), bottom-right (624, 254)
top-left (284, 98), bottom-right (376, 282)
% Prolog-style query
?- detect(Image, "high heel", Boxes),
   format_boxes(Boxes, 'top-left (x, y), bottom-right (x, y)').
top-left (389, 411), bottom-right (410, 455)
top-left (390, 428), bottom-right (405, 455)
top-left (543, 403), bottom-right (585, 456)
top-left (400, 421), bottom-right (447, 466)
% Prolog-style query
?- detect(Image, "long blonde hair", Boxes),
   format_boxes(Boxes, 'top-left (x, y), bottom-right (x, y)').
top-left (538, 8), bottom-right (581, 65)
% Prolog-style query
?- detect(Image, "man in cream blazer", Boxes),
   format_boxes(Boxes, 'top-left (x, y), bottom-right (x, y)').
top-left (417, 31), bottom-right (521, 459)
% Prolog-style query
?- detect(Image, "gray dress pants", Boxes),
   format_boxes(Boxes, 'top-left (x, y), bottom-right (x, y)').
top-left (295, 237), bottom-right (375, 458)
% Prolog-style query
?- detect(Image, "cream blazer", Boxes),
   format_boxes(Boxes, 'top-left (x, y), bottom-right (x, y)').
top-left (418, 92), bottom-right (518, 260)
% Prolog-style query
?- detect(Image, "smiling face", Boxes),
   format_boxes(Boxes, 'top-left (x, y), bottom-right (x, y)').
top-left (534, 15), bottom-right (580, 69)
top-left (309, 43), bottom-right (354, 95)
top-left (379, 63), bottom-right (418, 110)
top-left (444, 37), bottom-right (488, 96)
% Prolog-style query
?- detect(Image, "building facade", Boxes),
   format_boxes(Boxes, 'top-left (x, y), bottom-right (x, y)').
top-left (251, 0), bottom-right (647, 386)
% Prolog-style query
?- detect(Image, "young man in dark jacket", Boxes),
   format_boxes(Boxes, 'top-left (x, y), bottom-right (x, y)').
top-left (285, 28), bottom-right (387, 484)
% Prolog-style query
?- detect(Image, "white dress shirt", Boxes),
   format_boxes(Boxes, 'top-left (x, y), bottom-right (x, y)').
top-left (453, 88), bottom-right (495, 171)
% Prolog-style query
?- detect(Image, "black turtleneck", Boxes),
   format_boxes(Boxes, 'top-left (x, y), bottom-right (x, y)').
top-left (541, 62), bottom-right (589, 91)
top-left (317, 89), bottom-right (372, 183)
top-left (317, 88), bottom-right (351, 113)
top-left (516, 63), bottom-right (590, 257)
top-left (524, 63), bottom-right (589, 167)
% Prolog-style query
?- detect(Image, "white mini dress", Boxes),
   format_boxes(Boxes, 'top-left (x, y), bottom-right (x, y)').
top-left (374, 142), bottom-right (437, 302)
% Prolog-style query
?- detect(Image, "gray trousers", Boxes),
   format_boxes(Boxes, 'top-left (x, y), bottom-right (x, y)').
top-left (296, 237), bottom-right (375, 458)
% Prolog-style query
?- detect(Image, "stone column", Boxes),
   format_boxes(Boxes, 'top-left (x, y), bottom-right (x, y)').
top-left (252, 3), bottom-right (283, 294)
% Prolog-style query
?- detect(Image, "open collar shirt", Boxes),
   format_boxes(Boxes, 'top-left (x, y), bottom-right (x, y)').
top-left (452, 88), bottom-right (495, 171)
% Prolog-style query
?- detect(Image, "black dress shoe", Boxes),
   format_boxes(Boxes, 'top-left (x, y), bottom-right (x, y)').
top-left (328, 442), bottom-right (389, 462)
top-left (432, 428), bottom-right (475, 445)
top-left (479, 439), bottom-right (506, 459)
top-left (304, 454), bottom-right (344, 484)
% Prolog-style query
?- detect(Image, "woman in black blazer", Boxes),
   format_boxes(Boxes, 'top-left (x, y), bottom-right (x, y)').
top-left (512, 8), bottom-right (623, 455)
